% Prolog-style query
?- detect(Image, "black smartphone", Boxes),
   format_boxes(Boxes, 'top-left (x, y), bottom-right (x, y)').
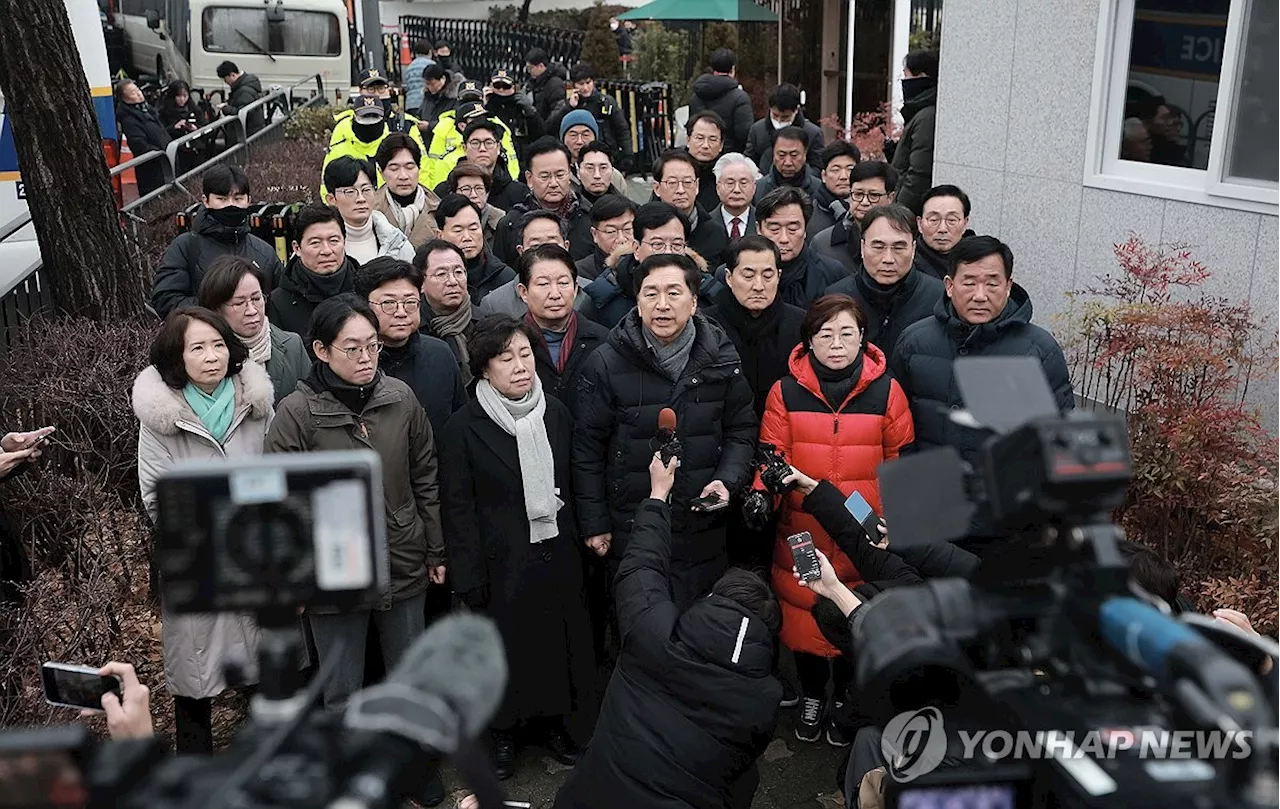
top-left (40, 663), bottom-right (121, 712)
top-left (689, 493), bottom-right (726, 512)
top-left (787, 531), bottom-right (821, 582)
top-left (844, 490), bottom-right (883, 543)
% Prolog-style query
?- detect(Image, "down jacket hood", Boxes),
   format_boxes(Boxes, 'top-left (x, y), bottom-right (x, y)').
top-left (675, 594), bottom-right (777, 679)
top-left (369, 210), bottom-right (412, 258)
top-left (934, 280), bottom-right (1034, 344)
top-left (132, 360), bottom-right (273, 435)
top-left (786, 341), bottom-right (888, 409)
top-left (693, 73), bottom-right (743, 102)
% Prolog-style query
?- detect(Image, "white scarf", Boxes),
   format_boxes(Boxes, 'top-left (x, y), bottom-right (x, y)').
top-left (241, 320), bottom-right (272, 365)
top-left (388, 187), bottom-right (427, 233)
top-left (474, 376), bottom-right (562, 543)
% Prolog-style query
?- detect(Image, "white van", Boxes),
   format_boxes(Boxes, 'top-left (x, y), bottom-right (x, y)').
top-left (112, 0), bottom-right (351, 94)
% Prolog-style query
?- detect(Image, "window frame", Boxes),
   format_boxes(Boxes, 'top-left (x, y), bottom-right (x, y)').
top-left (1084, 0), bottom-right (1278, 214)
top-left (200, 6), bottom-right (343, 58)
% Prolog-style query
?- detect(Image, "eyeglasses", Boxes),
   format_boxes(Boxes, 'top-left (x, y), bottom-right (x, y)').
top-left (467, 138), bottom-right (498, 149)
top-left (226, 293), bottom-right (264, 310)
top-left (851, 191), bottom-right (886, 203)
top-left (812, 330), bottom-right (860, 347)
top-left (333, 341), bottom-right (383, 359)
top-left (923, 214), bottom-right (964, 227)
top-left (336, 185), bottom-right (375, 199)
top-left (534, 170), bottom-right (570, 183)
top-left (456, 183), bottom-right (487, 196)
top-left (641, 238), bottom-right (686, 252)
top-left (427, 267), bottom-right (467, 283)
top-left (660, 178), bottom-right (697, 190)
top-left (369, 298), bottom-right (420, 314)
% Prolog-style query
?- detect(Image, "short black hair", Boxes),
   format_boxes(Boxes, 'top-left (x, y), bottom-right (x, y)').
top-left (633, 252), bottom-right (701, 297)
top-left (462, 116), bottom-right (505, 143)
top-left (947, 234), bottom-right (1013, 279)
top-left (921, 184), bottom-right (972, 217)
top-left (309, 293), bottom-right (380, 350)
top-left (413, 238), bottom-right (466, 271)
top-left (850, 160), bottom-right (899, 193)
top-left (323, 156), bottom-right (376, 194)
top-left (293, 203), bottom-right (345, 242)
top-left (904, 49), bottom-right (939, 77)
top-left (434, 39), bottom-right (451, 50)
top-left (685, 109), bottom-right (726, 137)
top-left (412, 39), bottom-right (433, 56)
top-left (423, 63), bottom-right (446, 82)
top-left (821, 140), bottom-right (861, 169)
top-left (590, 193), bottom-right (636, 224)
top-left (434, 192), bottom-right (480, 230)
top-left (374, 132), bottom-right (421, 171)
top-left (653, 149), bottom-right (699, 181)
top-left (709, 48), bottom-right (736, 74)
top-left (447, 161), bottom-right (493, 191)
top-left (215, 61), bottom-right (239, 78)
top-left (353, 256), bottom-right (425, 298)
top-left (525, 136), bottom-right (573, 170)
top-left (519, 209), bottom-right (569, 243)
top-left (767, 83), bottom-right (801, 112)
top-left (569, 62), bottom-right (595, 82)
top-left (150, 307), bottom-right (248, 389)
top-left (197, 255), bottom-right (268, 310)
top-left (773, 126), bottom-right (808, 148)
top-left (525, 47), bottom-right (548, 66)
top-left (1118, 540), bottom-right (1181, 609)
top-left (712, 567), bottom-right (781, 637)
top-left (578, 141), bottom-right (614, 165)
top-left (633, 200), bottom-right (690, 242)
top-left (467, 315), bottom-right (540, 382)
top-left (726, 234), bottom-right (780, 271)
top-left (517, 242), bottom-right (577, 286)
top-left (202, 164), bottom-right (250, 198)
top-left (859, 203), bottom-right (918, 240)
top-left (756, 185), bottom-right (813, 224)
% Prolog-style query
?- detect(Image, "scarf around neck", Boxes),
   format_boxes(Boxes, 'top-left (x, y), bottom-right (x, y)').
top-left (526, 310), bottom-right (578, 373)
top-left (809, 350), bottom-right (864, 411)
top-left (241, 321), bottom-right (273, 365)
top-left (475, 377), bottom-right (562, 543)
top-left (430, 297), bottom-right (474, 384)
top-left (307, 361), bottom-right (380, 415)
top-left (644, 318), bottom-right (697, 381)
top-left (183, 377), bottom-right (235, 442)
top-left (714, 286), bottom-right (781, 344)
top-left (298, 262), bottom-right (351, 302)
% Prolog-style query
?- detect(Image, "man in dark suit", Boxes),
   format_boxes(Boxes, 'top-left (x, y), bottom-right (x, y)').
top-left (708, 152), bottom-right (760, 248)
top-left (652, 150), bottom-right (727, 269)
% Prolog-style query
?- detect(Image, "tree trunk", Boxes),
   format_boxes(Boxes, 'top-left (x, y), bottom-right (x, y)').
top-left (518, 0), bottom-right (533, 23)
top-left (0, 0), bottom-right (146, 321)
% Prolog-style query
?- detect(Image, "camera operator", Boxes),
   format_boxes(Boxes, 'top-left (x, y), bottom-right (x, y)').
top-left (553, 452), bottom-right (782, 809)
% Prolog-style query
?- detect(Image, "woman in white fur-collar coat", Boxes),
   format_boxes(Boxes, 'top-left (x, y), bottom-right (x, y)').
top-left (132, 307), bottom-right (273, 753)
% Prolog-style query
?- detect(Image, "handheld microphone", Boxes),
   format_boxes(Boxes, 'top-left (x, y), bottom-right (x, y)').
top-left (1098, 597), bottom-right (1267, 731)
top-left (332, 613), bottom-right (508, 809)
top-left (654, 407), bottom-right (681, 464)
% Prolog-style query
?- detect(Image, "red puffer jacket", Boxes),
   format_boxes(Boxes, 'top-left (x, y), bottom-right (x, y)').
top-left (759, 343), bottom-right (914, 657)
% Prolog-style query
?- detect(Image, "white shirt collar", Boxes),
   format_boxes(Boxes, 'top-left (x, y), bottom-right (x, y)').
top-left (721, 206), bottom-right (747, 233)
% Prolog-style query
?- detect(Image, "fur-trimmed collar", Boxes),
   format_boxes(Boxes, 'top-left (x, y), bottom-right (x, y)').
top-left (132, 360), bottom-right (273, 435)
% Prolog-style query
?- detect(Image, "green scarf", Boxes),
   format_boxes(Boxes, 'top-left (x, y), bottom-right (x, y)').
top-left (183, 377), bottom-right (235, 443)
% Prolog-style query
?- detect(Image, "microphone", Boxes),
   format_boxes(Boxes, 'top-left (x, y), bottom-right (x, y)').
top-left (1098, 597), bottom-right (1267, 732)
top-left (331, 613), bottom-right (508, 809)
top-left (655, 407), bottom-right (681, 464)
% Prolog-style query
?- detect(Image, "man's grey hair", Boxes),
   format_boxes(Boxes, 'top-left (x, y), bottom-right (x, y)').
top-left (713, 152), bottom-right (762, 181)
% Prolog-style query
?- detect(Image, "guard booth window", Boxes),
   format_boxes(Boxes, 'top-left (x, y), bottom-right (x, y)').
top-left (202, 7), bottom-right (342, 56)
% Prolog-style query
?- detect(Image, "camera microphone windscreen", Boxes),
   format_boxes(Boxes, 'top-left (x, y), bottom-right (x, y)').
top-left (953, 356), bottom-right (1060, 434)
top-left (657, 407), bottom-right (677, 439)
top-left (877, 448), bottom-right (974, 547)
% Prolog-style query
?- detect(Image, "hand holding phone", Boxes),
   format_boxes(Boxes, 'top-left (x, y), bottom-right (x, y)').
top-left (787, 531), bottom-right (821, 582)
top-left (42, 662), bottom-right (121, 712)
top-left (1, 426), bottom-right (55, 453)
top-left (843, 490), bottom-right (885, 544)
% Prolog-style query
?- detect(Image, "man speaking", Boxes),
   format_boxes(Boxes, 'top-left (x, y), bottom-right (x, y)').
top-left (554, 452), bottom-right (783, 809)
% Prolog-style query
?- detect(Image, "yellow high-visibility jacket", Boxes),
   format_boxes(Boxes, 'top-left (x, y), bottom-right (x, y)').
top-left (423, 110), bottom-right (520, 190)
top-left (320, 108), bottom-right (431, 198)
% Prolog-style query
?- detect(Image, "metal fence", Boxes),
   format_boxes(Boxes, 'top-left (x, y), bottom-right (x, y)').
top-left (398, 16), bottom-right (584, 88)
top-left (596, 79), bottom-right (676, 172)
top-left (910, 0), bottom-right (944, 33)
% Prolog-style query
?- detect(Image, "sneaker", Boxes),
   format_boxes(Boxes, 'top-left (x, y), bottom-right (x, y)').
top-left (794, 697), bottom-right (823, 743)
top-left (826, 700), bottom-right (852, 748)
top-left (779, 680), bottom-right (800, 709)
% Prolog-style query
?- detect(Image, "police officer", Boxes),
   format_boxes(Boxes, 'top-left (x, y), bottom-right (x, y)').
top-left (483, 69), bottom-right (544, 166)
top-left (321, 94), bottom-right (431, 197)
top-left (424, 81), bottom-right (522, 190)
top-left (549, 62), bottom-right (632, 172)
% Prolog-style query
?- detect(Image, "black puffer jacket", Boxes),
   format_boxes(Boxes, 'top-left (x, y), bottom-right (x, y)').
top-left (891, 82), bottom-right (937, 214)
top-left (530, 312), bottom-right (609, 410)
top-left (688, 74), bottom-right (754, 154)
top-left (379, 331), bottom-right (467, 432)
top-left (704, 286), bottom-right (805, 420)
top-left (753, 163), bottom-right (825, 205)
top-left (224, 73), bottom-right (265, 136)
top-left (553, 499), bottom-right (781, 809)
top-left (491, 193), bottom-right (595, 267)
top-left (465, 249), bottom-right (516, 303)
top-left (151, 207), bottom-right (284, 318)
top-left (529, 63), bottom-right (568, 121)
top-left (914, 229), bottom-right (975, 280)
top-left (267, 254), bottom-right (357, 343)
top-left (571, 312), bottom-right (757, 555)
top-left (776, 246), bottom-right (849, 310)
top-left (825, 266), bottom-right (943, 363)
top-left (889, 284), bottom-right (1075, 491)
top-left (744, 110), bottom-right (824, 173)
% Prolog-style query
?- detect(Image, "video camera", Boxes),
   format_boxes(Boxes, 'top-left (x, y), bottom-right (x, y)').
top-left (0, 452), bottom-right (511, 809)
top-left (850, 358), bottom-right (1278, 809)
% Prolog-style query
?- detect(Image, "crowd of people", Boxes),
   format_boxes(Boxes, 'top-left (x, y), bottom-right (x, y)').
top-left (57, 42), bottom-right (1260, 809)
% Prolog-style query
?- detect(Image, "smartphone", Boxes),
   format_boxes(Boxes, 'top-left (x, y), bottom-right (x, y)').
top-left (787, 531), bottom-right (821, 582)
top-left (844, 490), bottom-right (883, 543)
top-left (41, 663), bottom-right (121, 712)
top-left (690, 493), bottom-right (726, 512)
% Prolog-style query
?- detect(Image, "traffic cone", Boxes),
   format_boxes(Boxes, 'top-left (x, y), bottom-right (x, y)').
top-left (400, 33), bottom-right (411, 66)
top-left (118, 138), bottom-right (137, 188)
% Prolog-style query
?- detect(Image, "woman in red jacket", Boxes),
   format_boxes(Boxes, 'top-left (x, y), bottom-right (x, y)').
top-left (758, 294), bottom-right (914, 746)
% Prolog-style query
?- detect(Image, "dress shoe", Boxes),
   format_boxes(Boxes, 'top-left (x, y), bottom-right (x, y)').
top-left (545, 725), bottom-right (581, 766)
top-left (491, 730), bottom-right (516, 780)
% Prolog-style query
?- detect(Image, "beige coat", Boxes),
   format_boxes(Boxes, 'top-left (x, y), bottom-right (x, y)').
top-left (134, 360), bottom-right (274, 698)
top-left (372, 185), bottom-right (441, 249)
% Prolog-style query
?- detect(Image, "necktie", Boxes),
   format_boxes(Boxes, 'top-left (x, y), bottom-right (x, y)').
top-left (730, 216), bottom-right (742, 240)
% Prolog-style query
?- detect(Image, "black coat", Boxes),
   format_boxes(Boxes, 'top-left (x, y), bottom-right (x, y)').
top-left (488, 170), bottom-right (531, 213)
top-left (268, 255), bottom-right (357, 345)
top-left (466, 250), bottom-right (516, 303)
top-left (571, 312), bottom-right (758, 584)
top-left (704, 287), bottom-right (805, 420)
top-left (808, 184), bottom-right (849, 237)
top-left (890, 84), bottom-right (937, 215)
top-left (810, 216), bottom-right (862, 275)
top-left (531, 313), bottom-right (609, 410)
top-left (584, 254), bottom-right (727, 330)
top-left (753, 164), bottom-right (825, 205)
top-left (688, 74), bottom-right (754, 154)
top-left (439, 396), bottom-right (594, 727)
top-left (116, 100), bottom-right (171, 196)
top-left (224, 73), bottom-right (266, 136)
top-left (825, 267), bottom-right (943, 363)
top-left (913, 229), bottom-right (975, 280)
top-left (549, 91), bottom-right (632, 163)
top-left (379, 331), bottom-right (467, 432)
top-left (492, 194), bottom-right (595, 268)
top-left (529, 63), bottom-right (568, 122)
top-left (151, 207), bottom-right (284, 318)
top-left (776, 246), bottom-right (849, 310)
top-left (553, 499), bottom-right (781, 809)
top-left (744, 111), bottom-right (824, 174)
top-left (688, 205), bottom-right (730, 270)
top-left (484, 91), bottom-right (544, 146)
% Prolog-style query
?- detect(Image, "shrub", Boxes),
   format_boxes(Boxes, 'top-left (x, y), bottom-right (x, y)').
top-left (580, 3), bottom-right (621, 77)
top-left (1058, 236), bottom-right (1279, 634)
top-left (633, 23), bottom-right (691, 110)
top-left (817, 102), bottom-right (901, 162)
top-left (284, 103), bottom-right (337, 143)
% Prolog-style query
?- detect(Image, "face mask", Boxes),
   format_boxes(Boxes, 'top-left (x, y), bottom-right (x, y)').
top-left (379, 97), bottom-right (395, 116)
top-left (352, 120), bottom-right (384, 143)
top-left (206, 205), bottom-right (249, 228)
top-left (770, 116), bottom-right (794, 129)
top-left (901, 75), bottom-right (936, 101)
top-left (610, 21), bottom-right (619, 31)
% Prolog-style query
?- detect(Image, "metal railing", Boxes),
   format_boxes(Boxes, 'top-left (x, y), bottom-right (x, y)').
top-left (910, 0), bottom-right (943, 34)
top-left (0, 74), bottom-right (327, 349)
top-left (398, 16), bottom-right (584, 88)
